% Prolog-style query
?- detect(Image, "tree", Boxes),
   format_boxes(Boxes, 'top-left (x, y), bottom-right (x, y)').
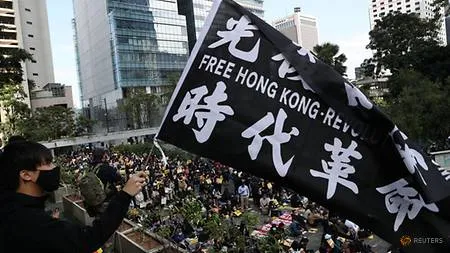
top-left (313, 42), bottom-right (347, 76)
top-left (361, 0), bottom-right (450, 150)
top-left (0, 84), bottom-right (31, 135)
top-left (120, 87), bottom-right (163, 129)
top-left (384, 70), bottom-right (449, 147)
top-left (412, 44), bottom-right (450, 85)
top-left (74, 114), bottom-right (95, 136)
top-left (367, 13), bottom-right (439, 75)
top-left (22, 106), bottom-right (76, 141)
top-left (161, 71), bottom-right (181, 103)
top-left (365, 0), bottom-right (449, 77)
top-left (0, 47), bottom-right (34, 142)
top-left (0, 48), bottom-right (33, 89)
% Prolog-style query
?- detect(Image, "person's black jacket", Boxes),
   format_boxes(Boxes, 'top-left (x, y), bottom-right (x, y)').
top-left (95, 162), bottom-right (121, 187)
top-left (0, 190), bottom-right (132, 253)
top-left (95, 162), bottom-right (122, 200)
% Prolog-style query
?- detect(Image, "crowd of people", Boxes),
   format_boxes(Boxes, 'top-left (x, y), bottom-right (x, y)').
top-left (55, 145), bottom-right (380, 253)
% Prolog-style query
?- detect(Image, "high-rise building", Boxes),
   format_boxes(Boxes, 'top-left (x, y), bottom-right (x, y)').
top-left (0, 0), bottom-right (55, 106)
top-left (0, 0), bottom-right (73, 127)
top-left (193, 0), bottom-right (264, 37)
top-left (73, 0), bottom-right (264, 132)
top-left (368, 0), bottom-right (447, 45)
top-left (271, 7), bottom-right (319, 51)
top-left (73, 0), bottom-right (189, 131)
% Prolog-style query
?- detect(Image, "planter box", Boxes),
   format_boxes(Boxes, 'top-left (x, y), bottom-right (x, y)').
top-left (50, 185), bottom-right (75, 203)
top-left (62, 195), bottom-right (95, 226)
top-left (115, 228), bottom-right (164, 253)
top-left (117, 219), bottom-right (137, 233)
top-left (147, 233), bottom-right (188, 253)
top-left (114, 225), bottom-right (188, 253)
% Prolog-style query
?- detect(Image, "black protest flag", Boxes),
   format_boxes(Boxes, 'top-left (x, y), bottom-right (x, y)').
top-left (239, 3), bottom-right (450, 206)
top-left (156, 0), bottom-right (450, 251)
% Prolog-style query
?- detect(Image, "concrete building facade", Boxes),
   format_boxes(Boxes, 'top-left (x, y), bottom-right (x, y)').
top-left (272, 7), bottom-right (319, 51)
top-left (31, 83), bottom-right (73, 110)
top-left (0, 0), bottom-right (56, 107)
top-left (368, 0), bottom-right (447, 45)
top-left (0, 0), bottom-right (74, 115)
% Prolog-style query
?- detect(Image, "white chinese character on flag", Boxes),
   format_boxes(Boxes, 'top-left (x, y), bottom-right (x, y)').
top-left (297, 47), bottom-right (316, 64)
top-left (241, 108), bottom-right (299, 177)
top-left (208, 16), bottom-right (261, 62)
top-left (376, 178), bottom-right (439, 231)
top-left (271, 53), bottom-right (315, 93)
top-left (310, 138), bottom-right (362, 199)
top-left (173, 81), bottom-right (234, 143)
top-left (344, 82), bottom-right (373, 110)
top-left (390, 126), bottom-right (429, 185)
top-left (432, 160), bottom-right (450, 181)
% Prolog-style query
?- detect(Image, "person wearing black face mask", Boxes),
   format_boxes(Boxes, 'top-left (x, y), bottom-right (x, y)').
top-left (0, 140), bottom-right (148, 253)
top-left (36, 165), bottom-right (61, 192)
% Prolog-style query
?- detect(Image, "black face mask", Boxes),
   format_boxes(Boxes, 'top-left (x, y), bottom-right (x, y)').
top-left (36, 166), bottom-right (61, 192)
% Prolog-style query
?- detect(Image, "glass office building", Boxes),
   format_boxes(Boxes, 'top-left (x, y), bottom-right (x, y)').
top-left (193, 0), bottom-right (264, 37)
top-left (109, 0), bottom-right (188, 88)
top-left (73, 0), bottom-right (264, 132)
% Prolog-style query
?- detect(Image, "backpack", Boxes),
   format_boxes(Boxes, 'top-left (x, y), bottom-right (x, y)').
top-left (78, 164), bottom-right (106, 207)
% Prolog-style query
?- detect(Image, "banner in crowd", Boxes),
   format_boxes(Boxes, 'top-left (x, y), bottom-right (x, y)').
top-left (156, 0), bottom-right (450, 251)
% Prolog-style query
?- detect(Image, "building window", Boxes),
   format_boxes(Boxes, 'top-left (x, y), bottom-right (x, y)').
top-left (0, 16), bottom-right (14, 25)
top-left (32, 73), bottom-right (38, 76)
top-left (389, 4), bottom-right (393, 7)
top-left (26, 21), bottom-right (32, 25)
top-left (0, 1), bottom-right (13, 9)
top-left (415, 7), bottom-right (420, 11)
top-left (374, 14), bottom-right (378, 17)
top-left (30, 47), bottom-right (35, 50)
top-left (406, 4), bottom-right (410, 8)
top-left (31, 60), bottom-right (37, 63)
top-left (28, 34), bottom-right (34, 38)
top-left (0, 33), bottom-right (16, 40)
top-left (415, 2), bottom-right (420, 5)
top-left (25, 8), bottom-right (31, 12)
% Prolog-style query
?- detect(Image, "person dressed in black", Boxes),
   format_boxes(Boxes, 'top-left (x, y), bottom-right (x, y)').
top-left (92, 148), bottom-right (122, 200)
top-left (0, 141), bottom-right (147, 253)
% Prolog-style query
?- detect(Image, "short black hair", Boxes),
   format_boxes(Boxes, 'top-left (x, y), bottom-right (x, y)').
top-left (0, 141), bottom-right (53, 193)
top-left (92, 148), bottom-right (107, 163)
top-left (7, 135), bottom-right (26, 144)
